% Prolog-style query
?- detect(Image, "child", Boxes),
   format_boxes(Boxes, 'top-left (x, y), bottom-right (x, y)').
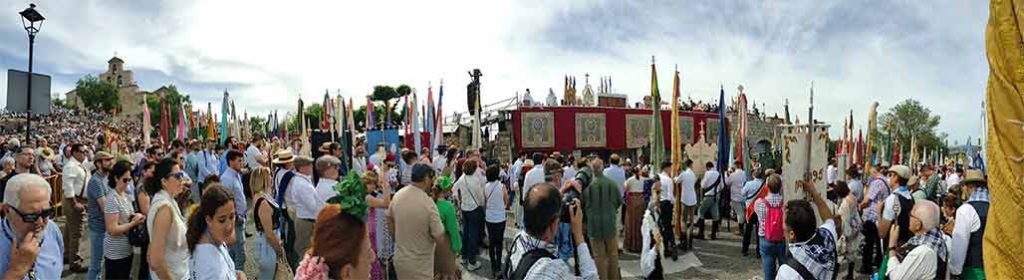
top-left (432, 176), bottom-right (462, 280)
top-left (641, 186), bottom-right (664, 279)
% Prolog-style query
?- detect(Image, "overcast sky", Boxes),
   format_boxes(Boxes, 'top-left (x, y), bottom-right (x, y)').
top-left (0, 0), bottom-right (988, 144)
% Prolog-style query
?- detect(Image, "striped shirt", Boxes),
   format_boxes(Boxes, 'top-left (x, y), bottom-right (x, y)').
top-left (104, 191), bottom-right (135, 260)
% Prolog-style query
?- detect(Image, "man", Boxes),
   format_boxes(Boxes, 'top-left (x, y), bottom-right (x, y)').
top-left (878, 165), bottom-right (915, 250)
top-left (603, 154), bottom-right (626, 200)
top-left (581, 156), bottom-right (622, 280)
top-left (514, 159), bottom-right (534, 229)
top-left (85, 151), bottom-right (115, 279)
top-left (827, 158), bottom-right (838, 199)
top-left (509, 152), bottom-right (524, 191)
top-left (219, 150), bottom-right (248, 269)
top-left (675, 159), bottom-right (698, 248)
top-left (776, 179), bottom-right (839, 280)
top-left (196, 140), bottom-right (220, 190)
top-left (284, 156), bottom-right (320, 258)
top-left (314, 155), bottom-right (341, 205)
top-left (388, 163), bottom-right (450, 279)
top-left (522, 153), bottom-right (547, 196)
top-left (245, 136), bottom-right (265, 171)
top-left (859, 165), bottom-right (890, 273)
top-left (726, 161), bottom-right (747, 235)
top-left (945, 168), bottom-right (962, 191)
top-left (319, 142), bottom-right (346, 177)
top-left (657, 161), bottom-right (679, 260)
top-left (740, 168), bottom-right (764, 257)
top-left (433, 145), bottom-right (450, 173)
top-left (368, 143), bottom-right (386, 169)
top-left (0, 174), bottom-right (64, 279)
top-left (754, 174), bottom-right (786, 279)
top-left (351, 141), bottom-right (368, 176)
top-left (0, 147), bottom-right (36, 196)
top-left (697, 161), bottom-right (723, 240)
top-left (949, 169), bottom-right (988, 279)
top-left (920, 165), bottom-right (941, 203)
top-left (562, 159), bottom-right (579, 186)
top-left (506, 182), bottom-right (597, 280)
top-left (399, 150), bottom-right (417, 187)
top-left (544, 159), bottom-right (574, 263)
top-left (884, 200), bottom-right (947, 279)
top-left (453, 159), bottom-right (486, 271)
top-left (60, 143), bottom-right (89, 273)
top-left (271, 149), bottom-right (298, 267)
top-left (846, 166), bottom-right (864, 204)
top-left (184, 140), bottom-right (204, 197)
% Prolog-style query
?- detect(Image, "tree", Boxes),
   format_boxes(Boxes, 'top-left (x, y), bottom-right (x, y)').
top-left (291, 103), bottom-right (323, 130)
top-left (874, 99), bottom-right (947, 159)
top-left (249, 116), bottom-right (267, 138)
top-left (52, 97), bottom-right (66, 109)
top-left (146, 85), bottom-right (192, 135)
top-left (75, 75), bottom-right (120, 112)
top-left (368, 84), bottom-right (412, 128)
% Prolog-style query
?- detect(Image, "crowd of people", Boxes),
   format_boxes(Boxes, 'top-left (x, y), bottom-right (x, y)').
top-left (0, 106), bottom-right (992, 280)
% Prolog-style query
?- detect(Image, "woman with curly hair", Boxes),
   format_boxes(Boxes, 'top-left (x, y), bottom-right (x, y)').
top-left (186, 185), bottom-right (244, 280)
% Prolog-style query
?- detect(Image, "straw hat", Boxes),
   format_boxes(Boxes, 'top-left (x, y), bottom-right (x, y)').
top-left (37, 147), bottom-right (56, 161)
top-left (272, 150), bottom-right (295, 164)
top-left (962, 169), bottom-right (986, 185)
top-left (318, 142), bottom-right (335, 153)
top-left (94, 151), bottom-right (115, 161)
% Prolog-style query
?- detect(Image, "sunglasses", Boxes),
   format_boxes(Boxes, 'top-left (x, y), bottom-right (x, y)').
top-left (10, 207), bottom-right (54, 224)
top-left (121, 177), bottom-right (131, 183)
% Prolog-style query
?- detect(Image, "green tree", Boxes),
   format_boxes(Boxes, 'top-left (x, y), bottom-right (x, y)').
top-left (874, 99), bottom-right (948, 159)
top-left (146, 85), bottom-right (192, 136)
top-left (291, 103), bottom-right (324, 130)
top-left (249, 116), bottom-right (267, 138)
top-left (75, 75), bottom-right (120, 112)
top-left (52, 97), bottom-right (66, 109)
top-left (369, 84), bottom-right (411, 127)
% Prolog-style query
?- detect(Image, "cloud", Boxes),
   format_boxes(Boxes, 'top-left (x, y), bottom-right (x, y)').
top-left (0, 0), bottom-right (988, 142)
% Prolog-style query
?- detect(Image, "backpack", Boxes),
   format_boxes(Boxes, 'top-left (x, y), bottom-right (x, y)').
top-left (763, 198), bottom-right (785, 242)
top-left (505, 248), bottom-right (556, 280)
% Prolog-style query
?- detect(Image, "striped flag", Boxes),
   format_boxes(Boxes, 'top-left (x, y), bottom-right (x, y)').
top-left (433, 81), bottom-right (445, 153)
top-left (366, 97), bottom-right (375, 130)
top-left (649, 59), bottom-right (665, 175)
top-left (142, 94), bottom-right (152, 146)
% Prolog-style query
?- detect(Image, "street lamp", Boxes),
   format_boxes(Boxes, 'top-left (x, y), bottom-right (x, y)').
top-left (19, 3), bottom-right (44, 144)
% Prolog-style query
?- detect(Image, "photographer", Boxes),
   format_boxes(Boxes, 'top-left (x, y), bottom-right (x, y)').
top-left (506, 182), bottom-right (597, 280)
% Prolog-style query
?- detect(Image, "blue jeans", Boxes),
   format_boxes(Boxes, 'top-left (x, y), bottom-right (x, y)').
top-left (759, 237), bottom-right (787, 280)
top-left (87, 229), bottom-right (105, 280)
top-left (256, 230), bottom-right (279, 280)
top-left (556, 222), bottom-right (573, 263)
top-left (230, 222), bottom-right (247, 269)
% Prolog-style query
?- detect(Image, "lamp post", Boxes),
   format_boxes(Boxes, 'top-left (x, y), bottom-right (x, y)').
top-left (19, 4), bottom-right (44, 144)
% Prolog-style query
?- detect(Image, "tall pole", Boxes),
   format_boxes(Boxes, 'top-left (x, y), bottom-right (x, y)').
top-left (805, 82), bottom-right (814, 193)
top-left (25, 33), bottom-right (34, 143)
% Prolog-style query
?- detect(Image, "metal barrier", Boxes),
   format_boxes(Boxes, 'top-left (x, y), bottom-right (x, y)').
top-left (46, 175), bottom-right (63, 216)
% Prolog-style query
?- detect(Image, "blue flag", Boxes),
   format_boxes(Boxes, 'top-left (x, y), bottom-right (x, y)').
top-left (717, 86), bottom-right (730, 174)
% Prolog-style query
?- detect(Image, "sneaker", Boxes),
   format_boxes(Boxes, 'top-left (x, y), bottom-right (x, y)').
top-left (466, 261), bottom-right (482, 271)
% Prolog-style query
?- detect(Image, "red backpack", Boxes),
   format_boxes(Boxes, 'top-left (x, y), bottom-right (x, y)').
top-left (763, 198), bottom-right (785, 242)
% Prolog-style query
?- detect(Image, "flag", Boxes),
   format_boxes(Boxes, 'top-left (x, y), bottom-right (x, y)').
top-left (220, 92), bottom-right (229, 144)
top-left (142, 94), bottom-right (152, 146)
top-left (669, 66), bottom-right (682, 238)
top-left (159, 96), bottom-right (169, 145)
top-left (176, 102), bottom-right (186, 140)
top-left (736, 90), bottom-right (749, 179)
top-left (426, 84), bottom-right (435, 152)
top-left (648, 59), bottom-right (666, 175)
top-left (717, 85), bottom-right (730, 175)
top-left (857, 129), bottom-right (864, 166)
top-left (366, 97), bottom-right (375, 130)
top-left (982, 0), bottom-right (1024, 276)
top-left (412, 90), bottom-right (421, 155)
top-left (207, 103), bottom-right (215, 141)
top-left (323, 90), bottom-right (331, 130)
top-left (433, 82), bottom-right (445, 153)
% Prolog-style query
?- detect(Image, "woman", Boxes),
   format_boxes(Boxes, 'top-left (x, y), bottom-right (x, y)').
top-left (641, 189), bottom-right (664, 279)
top-left (187, 186), bottom-right (244, 280)
top-left (363, 166), bottom-right (392, 280)
top-left (835, 181), bottom-right (862, 280)
top-left (136, 161), bottom-right (155, 280)
top-left (433, 176), bottom-right (462, 280)
top-left (624, 165), bottom-right (648, 253)
top-left (483, 165), bottom-right (508, 278)
top-left (252, 166), bottom-right (286, 280)
top-left (104, 160), bottom-right (146, 279)
top-left (146, 158), bottom-right (190, 280)
top-left (295, 203), bottom-right (374, 280)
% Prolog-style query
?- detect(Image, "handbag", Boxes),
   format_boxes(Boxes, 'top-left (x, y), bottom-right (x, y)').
top-left (128, 192), bottom-right (150, 247)
top-left (275, 258), bottom-right (294, 280)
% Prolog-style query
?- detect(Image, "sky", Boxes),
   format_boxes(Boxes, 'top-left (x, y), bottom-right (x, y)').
top-left (0, 0), bottom-right (989, 144)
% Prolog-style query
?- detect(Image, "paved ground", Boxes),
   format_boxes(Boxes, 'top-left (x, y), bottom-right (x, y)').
top-left (59, 212), bottom-right (871, 280)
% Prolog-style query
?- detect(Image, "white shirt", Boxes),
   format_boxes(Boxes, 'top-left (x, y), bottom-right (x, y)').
top-left (885, 244), bottom-right (937, 280)
top-left (675, 169), bottom-right (698, 206)
top-left (433, 155), bottom-right (448, 173)
top-left (62, 157), bottom-right (88, 198)
top-left (483, 181), bottom-right (506, 223)
top-left (701, 170), bottom-right (722, 197)
top-left (190, 243), bottom-right (238, 280)
top-left (949, 203), bottom-right (983, 275)
top-left (562, 166), bottom-right (578, 185)
top-left (640, 208), bottom-right (660, 277)
top-left (726, 169), bottom-right (747, 202)
top-left (315, 178), bottom-right (339, 204)
top-left (286, 173), bottom-right (322, 220)
top-left (881, 189), bottom-right (913, 222)
top-left (368, 152), bottom-right (384, 169)
top-left (826, 165), bottom-right (838, 184)
top-left (522, 166), bottom-right (546, 195)
top-left (945, 173), bottom-right (961, 188)
top-left (351, 156), bottom-right (367, 176)
top-left (453, 173), bottom-right (486, 211)
top-left (657, 173), bottom-right (674, 202)
top-left (244, 145), bottom-right (262, 170)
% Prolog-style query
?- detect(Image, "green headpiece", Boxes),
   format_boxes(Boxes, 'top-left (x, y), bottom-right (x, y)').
top-left (438, 175), bottom-right (454, 191)
top-left (327, 172), bottom-right (369, 222)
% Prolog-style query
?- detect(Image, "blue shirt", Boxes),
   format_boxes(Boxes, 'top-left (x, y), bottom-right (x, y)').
top-left (742, 178), bottom-right (763, 207)
top-left (0, 220), bottom-right (63, 280)
top-left (603, 165), bottom-right (627, 198)
top-left (185, 151), bottom-right (203, 184)
top-left (197, 150), bottom-right (219, 184)
top-left (220, 167), bottom-right (247, 221)
top-left (86, 174), bottom-right (110, 232)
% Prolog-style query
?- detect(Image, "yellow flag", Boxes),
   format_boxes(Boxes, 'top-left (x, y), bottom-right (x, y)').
top-left (670, 67), bottom-right (682, 238)
top-left (983, 0), bottom-right (1024, 278)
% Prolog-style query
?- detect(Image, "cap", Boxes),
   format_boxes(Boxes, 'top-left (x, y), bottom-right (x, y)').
top-left (888, 165), bottom-right (912, 180)
top-left (94, 151), bottom-right (115, 161)
top-left (293, 156), bottom-right (314, 168)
